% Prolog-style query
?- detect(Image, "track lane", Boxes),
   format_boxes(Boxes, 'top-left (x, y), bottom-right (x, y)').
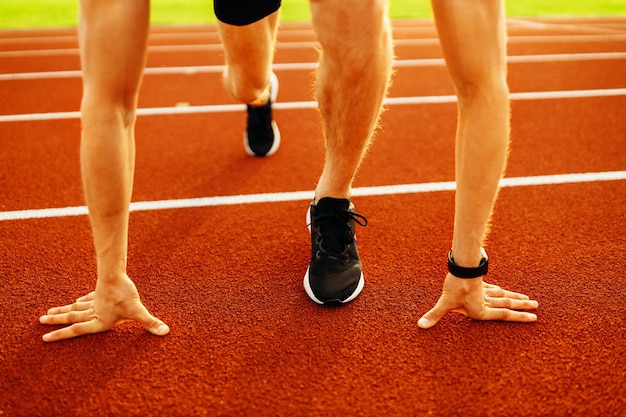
top-left (1, 181), bottom-right (624, 416)
top-left (0, 18), bottom-right (625, 417)
top-left (2, 55), bottom-right (626, 115)
top-left (1, 93), bottom-right (624, 212)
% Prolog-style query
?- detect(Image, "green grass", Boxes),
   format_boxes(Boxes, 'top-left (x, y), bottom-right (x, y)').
top-left (1, 0), bottom-right (625, 29)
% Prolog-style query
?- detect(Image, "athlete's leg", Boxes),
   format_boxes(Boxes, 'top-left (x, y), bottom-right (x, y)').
top-left (310, 0), bottom-right (393, 199)
top-left (216, 3), bottom-right (281, 156)
top-left (40, 0), bottom-right (168, 341)
top-left (302, 0), bottom-right (393, 305)
top-left (217, 10), bottom-right (280, 105)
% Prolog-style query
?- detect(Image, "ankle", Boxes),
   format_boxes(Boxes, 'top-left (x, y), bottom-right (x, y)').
top-left (314, 186), bottom-right (351, 202)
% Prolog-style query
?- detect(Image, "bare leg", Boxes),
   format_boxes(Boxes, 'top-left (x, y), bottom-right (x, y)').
top-left (302, 0), bottom-right (392, 305)
top-left (217, 11), bottom-right (280, 106)
top-left (217, 11), bottom-right (281, 157)
top-left (418, 0), bottom-right (537, 328)
top-left (40, 0), bottom-right (169, 341)
top-left (310, 0), bottom-right (393, 200)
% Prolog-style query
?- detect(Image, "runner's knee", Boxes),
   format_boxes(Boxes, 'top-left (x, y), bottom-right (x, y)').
top-left (311, 0), bottom-right (391, 63)
top-left (224, 68), bottom-right (270, 104)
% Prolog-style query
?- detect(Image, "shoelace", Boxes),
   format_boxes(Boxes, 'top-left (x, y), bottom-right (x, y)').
top-left (313, 210), bottom-right (368, 260)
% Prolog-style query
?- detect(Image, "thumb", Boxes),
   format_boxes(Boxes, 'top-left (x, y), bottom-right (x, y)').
top-left (137, 307), bottom-right (170, 336)
top-left (418, 300), bottom-right (447, 329)
top-left (149, 320), bottom-right (170, 336)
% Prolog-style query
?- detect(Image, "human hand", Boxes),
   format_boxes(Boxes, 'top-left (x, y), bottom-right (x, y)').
top-left (39, 274), bottom-right (169, 342)
top-left (418, 273), bottom-right (538, 329)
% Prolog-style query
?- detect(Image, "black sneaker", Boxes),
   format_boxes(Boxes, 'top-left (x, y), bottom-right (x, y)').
top-left (304, 197), bottom-right (368, 305)
top-left (244, 72), bottom-right (280, 157)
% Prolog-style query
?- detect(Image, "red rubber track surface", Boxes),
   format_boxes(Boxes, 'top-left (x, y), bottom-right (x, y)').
top-left (1, 18), bottom-right (625, 417)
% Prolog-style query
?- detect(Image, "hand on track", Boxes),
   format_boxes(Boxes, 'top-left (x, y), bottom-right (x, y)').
top-left (39, 274), bottom-right (169, 342)
top-left (418, 274), bottom-right (538, 329)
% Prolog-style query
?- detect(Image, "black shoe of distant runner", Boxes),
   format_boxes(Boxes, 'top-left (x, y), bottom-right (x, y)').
top-left (244, 72), bottom-right (280, 157)
top-left (304, 197), bottom-right (368, 305)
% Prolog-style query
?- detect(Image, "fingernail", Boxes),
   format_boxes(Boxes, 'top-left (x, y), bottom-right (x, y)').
top-left (42, 334), bottom-right (50, 342)
top-left (418, 318), bottom-right (430, 328)
top-left (529, 313), bottom-right (537, 321)
top-left (530, 301), bottom-right (539, 308)
top-left (156, 324), bottom-right (169, 335)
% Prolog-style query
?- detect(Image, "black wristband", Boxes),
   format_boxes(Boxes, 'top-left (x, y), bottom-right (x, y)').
top-left (447, 248), bottom-right (488, 279)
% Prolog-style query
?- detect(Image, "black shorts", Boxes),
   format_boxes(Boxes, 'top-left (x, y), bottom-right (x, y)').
top-left (214, 0), bottom-right (281, 26)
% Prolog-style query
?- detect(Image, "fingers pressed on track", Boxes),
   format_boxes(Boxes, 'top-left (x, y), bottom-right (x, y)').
top-left (46, 300), bottom-right (94, 315)
top-left (76, 291), bottom-right (96, 302)
top-left (485, 296), bottom-right (539, 310)
top-left (482, 307), bottom-right (538, 322)
top-left (483, 285), bottom-right (531, 300)
top-left (40, 309), bottom-right (93, 325)
top-left (42, 320), bottom-right (103, 343)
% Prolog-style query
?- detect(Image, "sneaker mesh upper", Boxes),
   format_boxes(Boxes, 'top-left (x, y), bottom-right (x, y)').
top-left (306, 197), bottom-right (367, 304)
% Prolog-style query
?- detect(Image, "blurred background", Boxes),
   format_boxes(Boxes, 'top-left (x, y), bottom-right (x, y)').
top-left (1, 0), bottom-right (625, 29)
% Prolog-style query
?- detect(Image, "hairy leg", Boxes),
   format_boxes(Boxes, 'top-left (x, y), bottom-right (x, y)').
top-left (40, 0), bottom-right (168, 341)
top-left (217, 10), bottom-right (280, 105)
top-left (310, 0), bottom-right (393, 199)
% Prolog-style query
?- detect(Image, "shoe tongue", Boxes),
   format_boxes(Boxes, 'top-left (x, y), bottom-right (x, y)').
top-left (315, 198), bottom-right (351, 256)
top-left (316, 197), bottom-right (350, 213)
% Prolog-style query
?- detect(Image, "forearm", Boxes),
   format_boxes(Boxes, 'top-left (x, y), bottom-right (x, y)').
top-left (432, 0), bottom-right (509, 267)
top-left (452, 89), bottom-right (509, 267)
top-left (78, 0), bottom-right (149, 282)
top-left (80, 105), bottom-right (135, 282)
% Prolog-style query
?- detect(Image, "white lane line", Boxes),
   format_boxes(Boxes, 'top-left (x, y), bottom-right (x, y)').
top-left (2, 34), bottom-right (625, 58)
top-left (507, 18), bottom-right (626, 35)
top-left (1, 171), bottom-right (624, 222)
top-left (2, 52), bottom-right (625, 81)
top-left (1, 88), bottom-right (625, 123)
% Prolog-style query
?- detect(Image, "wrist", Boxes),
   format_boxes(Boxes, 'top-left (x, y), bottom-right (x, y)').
top-left (448, 247), bottom-right (488, 278)
top-left (96, 262), bottom-right (128, 284)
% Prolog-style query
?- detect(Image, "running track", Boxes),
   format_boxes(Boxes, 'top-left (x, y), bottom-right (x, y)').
top-left (1, 17), bottom-right (625, 417)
